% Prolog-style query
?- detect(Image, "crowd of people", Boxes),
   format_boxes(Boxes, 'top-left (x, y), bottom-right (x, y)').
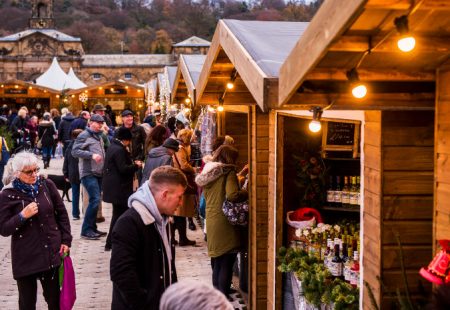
top-left (0, 103), bottom-right (249, 309)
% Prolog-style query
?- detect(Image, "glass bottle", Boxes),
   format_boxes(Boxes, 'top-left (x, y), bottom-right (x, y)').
top-left (333, 176), bottom-right (342, 207)
top-left (350, 251), bottom-right (360, 288)
top-left (329, 243), bottom-right (343, 277)
top-left (324, 238), bottom-right (332, 269)
top-left (344, 246), bottom-right (354, 282)
top-left (356, 176), bottom-right (361, 206)
top-left (327, 176), bottom-right (335, 207)
top-left (341, 176), bottom-right (350, 208)
top-left (349, 176), bottom-right (358, 206)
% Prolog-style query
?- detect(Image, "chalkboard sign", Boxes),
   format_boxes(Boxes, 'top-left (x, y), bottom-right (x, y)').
top-left (321, 120), bottom-right (360, 158)
top-left (326, 122), bottom-right (355, 145)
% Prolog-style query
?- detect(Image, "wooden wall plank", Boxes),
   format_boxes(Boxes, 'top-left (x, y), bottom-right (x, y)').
top-left (383, 196), bottom-right (433, 220)
top-left (383, 171), bottom-right (434, 195)
top-left (383, 126), bottom-right (434, 146)
top-left (383, 221), bottom-right (432, 245)
top-left (382, 245), bottom-right (432, 270)
top-left (383, 147), bottom-right (434, 171)
top-left (382, 271), bottom-right (431, 294)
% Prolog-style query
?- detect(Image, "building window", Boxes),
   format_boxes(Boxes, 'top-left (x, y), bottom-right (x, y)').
top-left (92, 73), bottom-right (101, 80)
top-left (124, 73), bottom-right (132, 80)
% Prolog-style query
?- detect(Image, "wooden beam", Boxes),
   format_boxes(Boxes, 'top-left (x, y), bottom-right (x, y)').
top-left (330, 35), bottom-right (450, 53)
top-left (278, 0), bottom-right (367, 107)
top-left (219, 21), bottom-right (267, 111)
top-left (281, 92), bottom-right (434, 110)
top-left (179, 55), bottom-right (196, 102)
top-left (305, 68), bottom-right (435, 81)
top-left (195, 26), bottom-right (222, 107)
top-left (366, 0), bottom-right (450, 10)
top-left (200, 92), bottom-right (256, 105)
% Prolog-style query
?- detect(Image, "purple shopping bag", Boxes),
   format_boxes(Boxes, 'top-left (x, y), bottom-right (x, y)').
top-left (59, 253), bottom-right (76, 310)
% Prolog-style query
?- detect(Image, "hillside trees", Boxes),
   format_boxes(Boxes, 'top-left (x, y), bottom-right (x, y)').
top-left (0, 0), bottom-right (323, 53)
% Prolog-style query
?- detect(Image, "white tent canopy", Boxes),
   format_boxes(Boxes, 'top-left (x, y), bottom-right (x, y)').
top-left (35, 58), bottom-right (86, 91)
top-left (66, 68), bottom-right (86, 89)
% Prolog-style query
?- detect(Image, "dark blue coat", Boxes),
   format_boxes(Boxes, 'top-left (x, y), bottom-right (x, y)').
top-left (63, 140), bottom-right (80, 184)
top-left (58, 114), bottom-right (75, 143)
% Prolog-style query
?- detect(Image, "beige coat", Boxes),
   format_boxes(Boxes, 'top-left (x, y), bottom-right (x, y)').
top-left (173, 145), bottom-right (196, 217)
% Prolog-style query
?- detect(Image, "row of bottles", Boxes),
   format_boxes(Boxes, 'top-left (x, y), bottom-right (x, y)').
top-left (327, 176), bottom-right (360, 208)
top-left (294, 222), bottom-right (361, 288)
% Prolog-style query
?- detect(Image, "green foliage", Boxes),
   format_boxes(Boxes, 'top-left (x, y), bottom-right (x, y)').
top-left (0, 125), bottom-right (14, 149)
top-left (277, 247), bottom-right (359, 308)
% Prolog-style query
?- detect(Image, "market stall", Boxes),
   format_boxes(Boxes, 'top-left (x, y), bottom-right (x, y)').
top-left (278, 0), bottom-right (449, 308)
top-left (195, 19), bottom-right (310, 308)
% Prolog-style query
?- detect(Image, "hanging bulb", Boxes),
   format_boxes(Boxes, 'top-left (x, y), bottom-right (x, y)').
top-left (185, 98), bottom-right (191, 104)
top-left (217, 105), bottom-right (224, 112)
top-left (397, 36), bottom-right (415, 52)
top-left (226, 82), bottom-right (234, 90)
top-left (207, 106), bottom-right (216, 112)
top-left (347, 68), bottom-right (367, 99)
top-left (309, 120), bottom-right (321, 133)
top-left (351, 84), bottom-right (367, 99)
top-left (395, 15), bottom-right (415, 52)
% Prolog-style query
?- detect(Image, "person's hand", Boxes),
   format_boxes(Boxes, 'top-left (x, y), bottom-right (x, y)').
top-left (65, 177), bottom-right (70, 182)
top-left (92, 154), bottom-right (103, 163)
top-left (134, 160), bottom-right (143, 168)
top-left (21, 202), bottom-right (38, 219)
top-left (60, 244), bottom-right (70, 254)
top-left (239, 164), bottom-right (249, 176)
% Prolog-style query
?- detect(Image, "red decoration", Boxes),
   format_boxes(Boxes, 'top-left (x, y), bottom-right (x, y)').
top-left (291, 207), bottom-right (323, 224)
top-left (420, 240), bottom-right (450, 285)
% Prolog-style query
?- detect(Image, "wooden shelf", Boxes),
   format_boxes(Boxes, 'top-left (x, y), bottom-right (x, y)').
top-left (323, 157), bottom-right (360, 161)
top-left (321, 206), bottom-right (360, 213)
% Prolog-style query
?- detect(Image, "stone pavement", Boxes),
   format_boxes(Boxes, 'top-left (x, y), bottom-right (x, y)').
top-left (0, 157), bottom-right (213, 309)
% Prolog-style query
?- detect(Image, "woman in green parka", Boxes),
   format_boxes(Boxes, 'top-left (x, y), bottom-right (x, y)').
top-left (195, 145), bottom-right (248, 297)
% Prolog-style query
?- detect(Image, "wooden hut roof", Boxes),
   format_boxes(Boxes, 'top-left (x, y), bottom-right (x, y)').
top-left (196, 19), bottom-right (309, 111)
top-left (66, 80), bottom-right (143, 95)
top-left (172, 55), bottom-right (206, 105)
top-left (1, 79), bottom-right (59, 94)
top-left (279, 0), bottom-right (450, 110)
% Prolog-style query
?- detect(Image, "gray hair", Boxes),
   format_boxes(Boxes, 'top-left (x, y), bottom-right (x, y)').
top-left (10, 152), bottom-right (39, 176)
top-left (61, 107), bottom-right (69, 116)
top-left (159, 280), bottom-right (233, 310)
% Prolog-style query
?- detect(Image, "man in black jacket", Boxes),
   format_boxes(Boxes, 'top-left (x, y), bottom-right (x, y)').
top-left (110, 166), bottom-right (187, 310)
top-left (58, 111), bottom-right (76, 156)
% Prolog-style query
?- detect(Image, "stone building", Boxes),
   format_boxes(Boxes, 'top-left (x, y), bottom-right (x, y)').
top-left (0, 0), bottom-right (210, 91)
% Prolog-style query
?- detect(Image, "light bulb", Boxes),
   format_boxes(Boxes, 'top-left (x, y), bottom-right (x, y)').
top-left (185, 98), bottom-right (191, 104)
top-left (397, 36), bottom-right (415, 52)
top-left (217, 105), bottom-right (224, 112)
top-left (352, 84), bottom-right (367, 99)
top-left (226, 82), bottom-right (234, 90)
top-left (309, 120), bottom-right (321, 133)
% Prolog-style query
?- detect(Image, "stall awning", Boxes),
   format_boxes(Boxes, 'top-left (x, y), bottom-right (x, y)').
top-left (35, 58), bottom-right (86, 91)
top-left (196, 19), bottom-right (309, 111)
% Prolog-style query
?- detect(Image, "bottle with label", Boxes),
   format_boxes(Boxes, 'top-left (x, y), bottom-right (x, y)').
top-left (324, 238), bottom-right (332, 269)
top-left (356, 176), bottom-right (361, 206)
top-left (343, 246), bottom-right (354, 282)
top-left (333, 176), bottom-right (342, 207)
top-left (327, 176), bottom-right (335, 206)
top-left (350, 251), bottom-right (360, 287)
top-left (349, 176), bottom-right (358, 206)
top-left (329, 243), bottom-right (343, 277)
top-left (341, 176), bottom-right (350, 208)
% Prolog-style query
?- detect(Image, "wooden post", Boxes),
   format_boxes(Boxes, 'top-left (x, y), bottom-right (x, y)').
top-left (435, 68), bottom-right (450, 250)
top-left (249, 106), bottom-right (270, 309)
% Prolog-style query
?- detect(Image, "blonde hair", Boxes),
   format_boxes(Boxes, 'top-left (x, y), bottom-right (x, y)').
top-left (18, 108), bottom-right (27, 118)
top-left (177, 129), bottom-right (192, 144)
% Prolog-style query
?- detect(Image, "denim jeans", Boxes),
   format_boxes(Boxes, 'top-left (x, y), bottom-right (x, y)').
top-left (80, 176), bottom-right (101, 235)
top-left (71, 182), bottom-right (80, 218)
top-left (41, 146), bottom-right (52, 159)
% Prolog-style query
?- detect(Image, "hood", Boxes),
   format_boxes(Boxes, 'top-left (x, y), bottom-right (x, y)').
top-left (39, 120), bottom-right (53, 127)
top-left (148, 145), bottom-right (172, 159)
top-left (195, 162), bottom-right (236, 187)
top-left (62, 114), bottom-right (75, 121)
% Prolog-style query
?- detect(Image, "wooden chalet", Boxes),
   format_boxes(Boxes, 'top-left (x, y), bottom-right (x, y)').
top-left (0, 79), bottom-right (60, 112)
top-left (67, 80), bottom-right (145, 119)
top-left (278, 0), bottom-right (450, 308)
top-left (195, 19), bottom-right (310, 309)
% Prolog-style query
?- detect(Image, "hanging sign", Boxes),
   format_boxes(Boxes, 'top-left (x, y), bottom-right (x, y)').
top-left (5, 88), bottom-right (28, 95)
top-left (321, 120), bottom-right (360, 157)
top-left (105, 88), bottom-right (127, 95)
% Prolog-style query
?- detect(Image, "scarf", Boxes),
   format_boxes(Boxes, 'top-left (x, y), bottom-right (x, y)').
top-left (128, 181), bottom-right (173, 283)
top-left (13, 177), bottom-right (41, 198)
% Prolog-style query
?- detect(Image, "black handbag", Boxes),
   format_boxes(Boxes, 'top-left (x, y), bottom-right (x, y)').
top-left (222, 199), bottom-right (249, 226)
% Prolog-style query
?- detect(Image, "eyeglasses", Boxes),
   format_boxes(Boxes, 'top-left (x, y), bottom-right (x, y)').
top-left (21, 167), bottom-right (40, 176)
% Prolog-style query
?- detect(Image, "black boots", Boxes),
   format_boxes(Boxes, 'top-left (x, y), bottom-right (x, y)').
top-left (188, 217), bottom-right (196, 231)
top-left (43, 156), bottom-right (51, 169)
top-left (173, 216), bottom-right (196, 246)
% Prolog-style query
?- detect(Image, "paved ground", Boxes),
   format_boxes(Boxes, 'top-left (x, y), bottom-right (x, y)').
top-left (0, 157), bottom-right (219, 309)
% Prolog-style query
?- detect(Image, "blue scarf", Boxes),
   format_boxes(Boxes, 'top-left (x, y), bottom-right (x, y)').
top-left (13, 177), bottom-right (41, 198)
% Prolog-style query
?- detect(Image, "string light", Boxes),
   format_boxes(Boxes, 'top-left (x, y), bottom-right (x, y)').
top-left (395, 15), bottom-right (415, 52)
top-left (308, 107), bottom-right (323, 133)
top-left (346, 68), bottom-right (367, 99)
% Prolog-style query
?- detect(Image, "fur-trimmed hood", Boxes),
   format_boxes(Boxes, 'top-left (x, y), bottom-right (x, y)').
top-left (195, 162), bottom-right (236, 187)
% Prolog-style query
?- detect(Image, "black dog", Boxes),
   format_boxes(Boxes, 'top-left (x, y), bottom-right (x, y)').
top-left (46, 174), bottom-right (72, 202)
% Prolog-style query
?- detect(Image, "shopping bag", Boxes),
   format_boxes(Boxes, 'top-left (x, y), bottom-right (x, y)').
top-left (55, 143), bottom-right (63, 158)
top-left (59, 253), bottom-right (76, 310)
